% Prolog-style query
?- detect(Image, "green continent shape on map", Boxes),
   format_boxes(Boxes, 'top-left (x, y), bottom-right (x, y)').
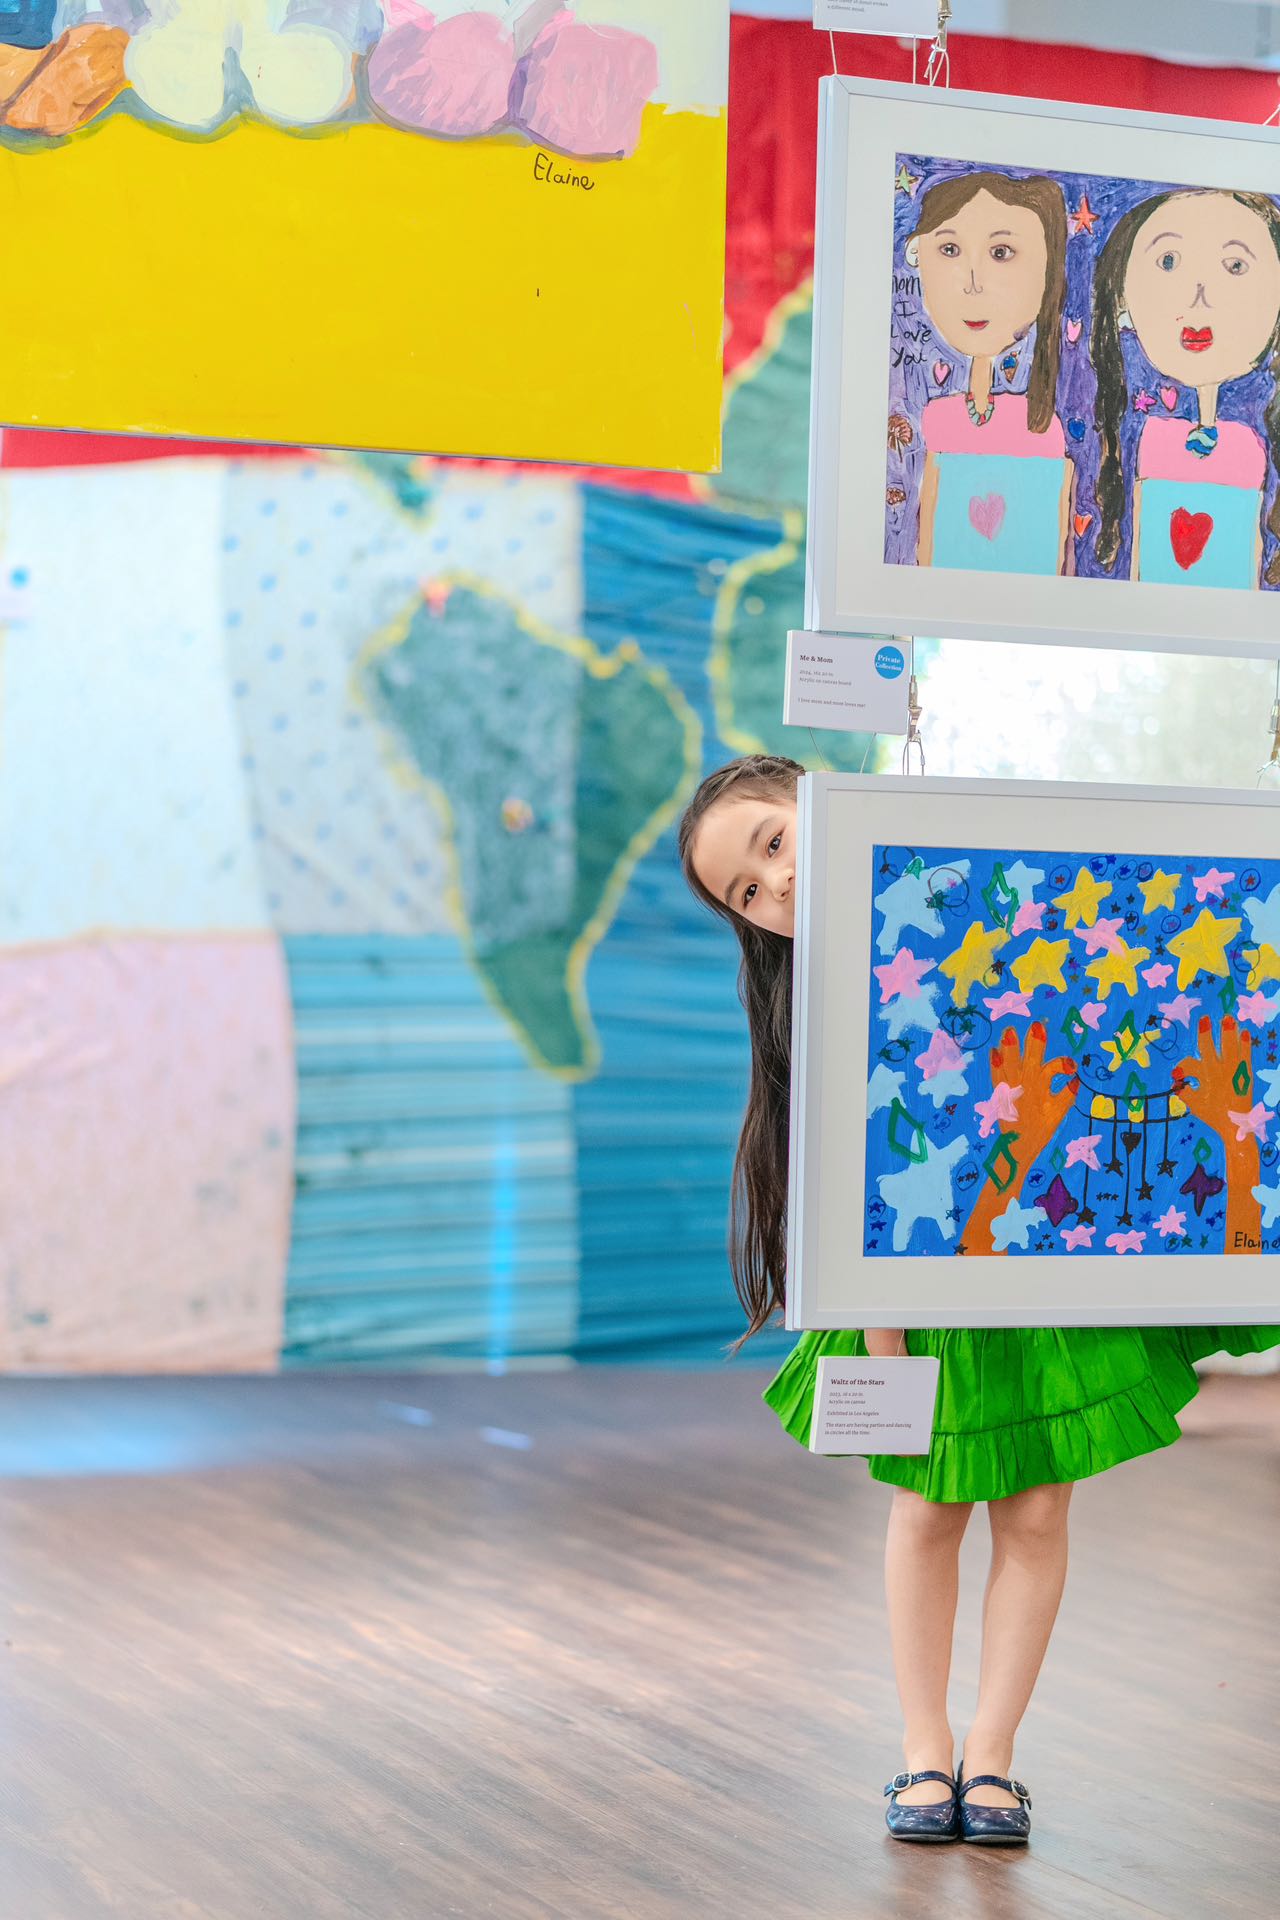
top-left (363, 584), bottom-right (690, 1076)
top-left (712, 289), bottom-right (812, 521)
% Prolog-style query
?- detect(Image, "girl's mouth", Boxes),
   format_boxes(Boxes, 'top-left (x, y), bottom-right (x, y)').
top-left (1180, 326), bottom-right (1213, 352)
top-left (963, 320), bottom-right (989, 331)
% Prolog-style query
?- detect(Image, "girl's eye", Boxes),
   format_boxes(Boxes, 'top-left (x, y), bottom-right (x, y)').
top-left (742, 883), bottom-right (756, 908)
top-left (768, 833), bottom-right (782, 854)
top-left (1157, 250), bottom-right (1180, 272)
top-left (1223, 255), bottom-right (1249, 276)
top-left (989, 244), bottom-right (1015, 263)
top-left (938, 241), bottom-right (960, 258)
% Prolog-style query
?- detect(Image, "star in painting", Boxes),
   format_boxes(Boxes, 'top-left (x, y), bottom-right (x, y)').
top-left (1181, 1164), bottom-right (1226, 1216)
top-left (1011, 899), bottom-right (1046, 936)
top-left (1236, 991), bottom-right (1279, 1027)
top-left (1080, 1001), bottom-right (1106, 1030)
top-left (1105, 1229), bottom-right (1146, 1255)
top-left (1167, 910), bottom-right (1243, 991)
top-left (867, 1063), bottom-right (908, 1116)
top-left (894, 163), bottom-right (921, 196)
top-left (881, 984), bottom-right (941, 1041)
top-left (1140, 870), bottom-right (1181, 916)
top-left (1053, 867), bottom-right (1112, 929)
top-left (1037, 1174), bottom-right (1078, 1228)
top-left (940, 922), bottom-right (1010, 1008)
top-left (1071, 194), bottom-right (1099, 235)
top-left (1158, 992), bottom-right (1199, 1028)
top-left (1004, 861), bottom-right (1046, 904)
top-left (984, 989), bottom-right (1033, 1019)
top-left (1244, 881), bottom-right (1280, 952)
top-left (1259, 1063), bottom-right (1280, 1109)
top-left (1242, 943), bottom-right (1280, 991)
top-left (1100, 1015), bottom-right (1159, 1071)
top-left (1225, 1103), bottom-right (1271, 1144)
top-left (874, 862), bottom-right (969, 957)
top-left (1011, 937), bottom-right (1070, 996)
top-left (1156, 1158), bottom-right (1177, 1179)
top-left (1086, 939), bottom-right (1150, 1001)
top-left (1191, 867), bottom-right (1236, 904)
top-left (916, 1028), bottom-right (965, 1078)
top-left (1133, 389), bottom-right (1157, 415)
top-left (1061, 1222), bottom-right (1095, 1251)
top-left (874, 947), bottom-right (936, 1004)
top-left (975, 1082), bottom-right (1023, 1139)
top-left (1254, 1180), bottom-right (1280, 1231)
top-left (878, 1133), bottom-right (971, 1252)
top-left (1142, 961), bottom-right (1174, 989)
top-left (1074, 917), bottom-right (1125, 957)
top-left (1136, 1181), bottom-right (1155, 1202)
top-left (1065, 1133), bottom-right (1103, 1171)
top-left (1077, 1203), bottom-right (1098, 1226)
top-left (1155, 1205), bottom-right (1187, 1238)
top-left (991, 1197), bottom-right (1044, 1252)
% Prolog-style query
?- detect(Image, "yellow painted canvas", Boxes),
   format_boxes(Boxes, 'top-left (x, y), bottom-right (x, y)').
top-left (0, 0), bottom-right (728, 470)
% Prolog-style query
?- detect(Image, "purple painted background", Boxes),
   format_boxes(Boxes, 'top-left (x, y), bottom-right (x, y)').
top-left (884, 152), bottom-right (1280, 588)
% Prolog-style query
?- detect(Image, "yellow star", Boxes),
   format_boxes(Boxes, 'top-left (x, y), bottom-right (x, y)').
top-left (1053, 866), bottom-right (1112, 929)
top-left (1101, 1026), bottom-right (1160, 1071)
top-left (1086, 939), bottom-right (1149, 1000)
top-left (1010, 937), bottom-right (1069, 996)
top-left (939, 921), bottom-right (1009, 1007)
top-left (1243, 943), bottom-right (1280, 990)
top-left (1138, 869), bottom-right (1180, 915)
top-left (1166, 909), bottom-right (1242, 991)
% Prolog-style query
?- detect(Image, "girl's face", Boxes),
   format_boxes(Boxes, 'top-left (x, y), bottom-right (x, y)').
top-left (915, 188), bottom-right (1049, 360)
top-left (1124, 191), bottom-right (1280, 387)
top-left (693, 793), bottom-right (797, 938)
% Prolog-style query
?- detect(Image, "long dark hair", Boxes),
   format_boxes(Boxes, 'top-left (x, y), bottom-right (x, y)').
top-left (1092, 188), bottom-right (1280, 580)
top-left (910, 170), bottom-right (1067, 433)
top-left (678, 754), bottom-right (804, 1356)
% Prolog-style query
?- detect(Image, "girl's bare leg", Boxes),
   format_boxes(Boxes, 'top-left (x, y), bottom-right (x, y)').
top-left (884, 1486), bottom-right (974, 1804)
top-left (961, 1481), bottom-right (1073, 1807)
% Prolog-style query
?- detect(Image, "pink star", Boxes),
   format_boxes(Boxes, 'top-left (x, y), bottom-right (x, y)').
top-left (1155, 1206), bottom-right (1186, 1237)
top-left (1191, 867), bottom-right (1235, 903)
top-left (1158, 993), bottom-right (1199, 1027)
top-left (1080, 1001), bottom-right (1106, 1030)
top-left (873, 947), bottom-right (936, 1003)
top-left (1142, 961), bottom-right (1173, 988)
top-left (915, 1028), bottom-right (965, 1077)
top-left (1011, 900), bottom-right (1046, 935)
top-left (975, 1082), bottom-right (1022, 1139)
top-left (1074, 917), bottom-right (1124, 955)
top-left (1065, 1133), bottom-right (1102, 1170)
top-left (1236, 991), bottom-right (1279, 1027)
top-left (1133, 389), bottom-right (1156, 414)
top-left (1061, 1222), bottom-right (1095, 1251)
top-left (1106, 1230), bottom-right (1146, 1255)
top-left (983, 989), bottom-right (1033, 1019)
top-left (1226, 1103), bottom-right (1271, 1143)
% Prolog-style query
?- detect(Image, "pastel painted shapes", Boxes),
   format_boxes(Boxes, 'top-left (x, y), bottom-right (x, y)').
top-left (967, 492), bottom-right (1006, 542)
top-left (368, 6), bottom-right (515, 137)
top-left (127, 0), bottom-right (356, 130)
top-left (511, 19), bottom-right (658, 159)
top-left (3, 25), bottom-right (128, 134)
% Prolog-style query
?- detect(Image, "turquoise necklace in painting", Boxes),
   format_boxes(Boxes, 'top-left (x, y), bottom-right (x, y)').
top-left (1185, 422), bottom-right (1218, 459)
top-left (964, 390), bottom-right (995, 428)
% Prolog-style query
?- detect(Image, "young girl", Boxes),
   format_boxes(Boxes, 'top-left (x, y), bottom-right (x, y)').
top-left (678, 750), bottom-right (1280, 1845)
top-left (905, 171), bottom-right (1073, 576)
top-left (1092, 187), bottom-right (1280, 587)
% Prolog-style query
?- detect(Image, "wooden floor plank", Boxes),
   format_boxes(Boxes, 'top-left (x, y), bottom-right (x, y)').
top-left (0, 1368), bottom-right (1274, 1920)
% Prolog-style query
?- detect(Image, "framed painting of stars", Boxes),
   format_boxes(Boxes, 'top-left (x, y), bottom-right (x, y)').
top-left (785, 771), bottom-right (1280, 1331)
top-left (803, 77), bottom-right (1280, 658)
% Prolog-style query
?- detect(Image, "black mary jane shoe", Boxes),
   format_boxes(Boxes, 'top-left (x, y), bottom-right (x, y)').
top-left (883, 1769), bottom-right (961, 1843)
top-left (956, 1769), bottom-right (1032, 1845)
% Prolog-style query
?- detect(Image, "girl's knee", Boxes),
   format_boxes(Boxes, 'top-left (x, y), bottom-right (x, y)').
top-left (990, 1480), bottom-right (1072, 1546)
top-left (890, 1486), bottom-right (972, 1539)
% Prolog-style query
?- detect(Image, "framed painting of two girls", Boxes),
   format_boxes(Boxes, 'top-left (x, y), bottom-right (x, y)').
top-left (806, 78), bottom-right (1280, 658)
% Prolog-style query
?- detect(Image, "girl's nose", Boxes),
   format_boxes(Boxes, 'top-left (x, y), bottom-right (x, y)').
top-left (1191, 281), bottom-right (1210, 309)
top-left (965, 268), bottom-right (982, 294)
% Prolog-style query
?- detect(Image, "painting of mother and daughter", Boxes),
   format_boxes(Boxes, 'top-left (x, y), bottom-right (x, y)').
top-left (885, 157), bottom-right (1280, 591)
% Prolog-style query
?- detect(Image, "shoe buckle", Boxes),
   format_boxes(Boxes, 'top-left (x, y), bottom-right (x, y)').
top-left (1011, 1778), bottom-right (1031, 1803)
top-left (889, 1770), bottom-right (912, 1792)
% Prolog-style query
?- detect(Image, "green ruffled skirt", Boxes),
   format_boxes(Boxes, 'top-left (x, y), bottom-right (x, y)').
top-left (761, 1324), bottom-right (1280, 1504)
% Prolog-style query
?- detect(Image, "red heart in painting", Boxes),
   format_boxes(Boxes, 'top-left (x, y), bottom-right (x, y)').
top-left (1169, 507), bottom-right (1213, 570)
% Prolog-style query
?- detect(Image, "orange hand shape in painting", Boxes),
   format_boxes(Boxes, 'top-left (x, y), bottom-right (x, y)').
top-left (1174, 1015), bottom-right (1264, 1252)
top-left (961, 1023), bottom-right (1080, 1256)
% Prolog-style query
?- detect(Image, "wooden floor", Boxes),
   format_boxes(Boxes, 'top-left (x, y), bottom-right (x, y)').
top-left (0, 1366), bottom-right (1277, 1920)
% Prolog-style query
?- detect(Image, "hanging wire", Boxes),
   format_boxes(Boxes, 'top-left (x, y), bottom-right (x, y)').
top-left (1257, 659), bottom-right (1280, 786)
top-left (829, 28), bottom-right (838, 74)
top-left (859, 731), bottom-right (878, 774)
top-left (1265, 78), bottom-right (1280, 128)
top-left (924, 0), bottom-right (951, 88)
top-left (807, 727), bottom-right (832, 771)
top-left (901, 635), bottom-right (926, 776)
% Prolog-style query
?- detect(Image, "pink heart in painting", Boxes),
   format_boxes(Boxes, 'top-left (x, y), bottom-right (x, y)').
top-left (1065, 318), bottom-right (1083, 344)
top-left (932, 359), bottom-right (951, 388)
top-left (968, 492), bottom-right (1006, 541)
top-left (1159, 385), bottom-right (1178, 411)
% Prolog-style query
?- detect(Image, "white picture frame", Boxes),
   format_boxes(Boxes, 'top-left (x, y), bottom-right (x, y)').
top-left (786, 772), bottom-right (1280, 1329)
top-left (805, 77), bottom-right (1280, 659)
